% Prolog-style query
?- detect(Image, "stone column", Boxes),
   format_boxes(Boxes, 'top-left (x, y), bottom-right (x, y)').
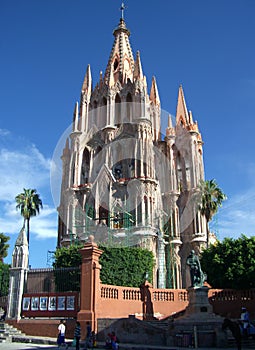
top-left (7, 227), bottom-right (29, 320)
top-left (7, 268), bottom-right (28, 319)
top-left (77, 236), bottom-right (103, 336)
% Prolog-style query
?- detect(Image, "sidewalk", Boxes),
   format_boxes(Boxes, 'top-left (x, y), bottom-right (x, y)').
top-left (7, 334), bottom-right (247, 350)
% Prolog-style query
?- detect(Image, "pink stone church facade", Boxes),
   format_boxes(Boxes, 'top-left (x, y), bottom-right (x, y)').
top-left (57, 15), bottom-right (209, 289)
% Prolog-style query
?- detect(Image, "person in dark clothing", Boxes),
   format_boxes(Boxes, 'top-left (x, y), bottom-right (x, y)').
top-left (0, 309), bottom-right (6, 321)
top-left (85, 321), bottom-right (92, 350)
top-left (74, 321), bottom-right (81, 350)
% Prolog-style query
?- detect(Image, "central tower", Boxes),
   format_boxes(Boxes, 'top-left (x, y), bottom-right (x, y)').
top-left (57, 14), bottom-right (207, 288)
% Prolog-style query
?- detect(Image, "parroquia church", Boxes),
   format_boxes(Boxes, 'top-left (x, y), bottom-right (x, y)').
top-left (57, 11), bottom-right (210, 289)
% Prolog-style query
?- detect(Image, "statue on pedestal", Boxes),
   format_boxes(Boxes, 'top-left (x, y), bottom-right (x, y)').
top-left (186, 250), bottom-right (206, 288)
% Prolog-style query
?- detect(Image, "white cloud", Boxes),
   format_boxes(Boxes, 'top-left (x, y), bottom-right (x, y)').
top-left (0, 131), bottom-right (58, 240)
top-left (216, 189), bottom-right (255, 240)
top-left (0, 129), bottom-right (10, 137)
top-left (26, 205), bottom-right (58, 239)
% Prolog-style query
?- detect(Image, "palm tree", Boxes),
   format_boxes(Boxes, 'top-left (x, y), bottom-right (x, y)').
top-left (15, 188), bottom-right (43, 245)
top-left (199, 179), bottom-right (226, 247)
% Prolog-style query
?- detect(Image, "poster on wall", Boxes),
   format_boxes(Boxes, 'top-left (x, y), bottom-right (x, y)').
top-left (39, 296), bottom-right (48, 311)
top-left (22, 297), bottom-right (30, 311)
top-left (31, 297), bottom-right (39, 311)
top-left (57, 296), bottom-right (65, 310)
top-left (66, 296), bottom-right (75, 310)
top-left (48, 296), bottom-right (57, 311)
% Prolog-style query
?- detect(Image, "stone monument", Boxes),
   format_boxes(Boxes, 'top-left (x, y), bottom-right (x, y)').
top-left (169, 250), bottom-right (226, 348)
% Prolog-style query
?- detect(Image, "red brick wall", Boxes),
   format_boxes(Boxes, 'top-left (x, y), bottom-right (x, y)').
top-left (7, 288), bottom-right (255, 338)
top-left (7, 319), bottom-right (76, 339)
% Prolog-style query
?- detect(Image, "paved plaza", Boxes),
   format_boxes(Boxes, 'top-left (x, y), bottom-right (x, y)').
top-left (0, 343), bottom-right (253, 350)
top-left (0, 343), bottom-right (55, 349)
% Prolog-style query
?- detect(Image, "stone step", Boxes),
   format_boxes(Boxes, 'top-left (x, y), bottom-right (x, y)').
top-left (141, 320), bottom-right (170, 330)
top-left (228, 337), bottom-right (255, 349)
top-left (0, 322), bottom-right (26, 343)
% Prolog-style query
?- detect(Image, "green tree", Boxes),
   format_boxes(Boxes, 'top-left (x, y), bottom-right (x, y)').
top-left (0, 262), bottom-right (10, 296)
top-left (199, 179), bottom-right (226, 246)
top-left (53, 244), bottom-right (82, 292)
top-left (200, 235), bottom-right (255, 289)
top-left (15, 188), bottom-right (43, 245)
top-left (0, 233), bottom-right (10, 262)
top-left (99, 246), bottom-right (154, 287)
top-left (53, 244), bottom-right (83, 268)
top-left (0, 235), bottom-right (10, 296)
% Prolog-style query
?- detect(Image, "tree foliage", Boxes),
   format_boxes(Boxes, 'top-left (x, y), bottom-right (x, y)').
top-left (0, 234), bottom-right (10, 296)
top-left (99, 245), bottom-right (154, 287)
top-left (0, 233), bottom-right (10, 262)
top-left (53, 244), bottom-right (82, 292)
top-left (53, 244), bottom-right (155, 288)
top-left (53, 244), bottom-right (83, 268)
top-left (199, 179), bottom-right (226, 222)
top-left (15, 188), bottom-right (43, 245)
top-left (0, 262), bottom-right (10, 296)
top-left (200, 235), bottom-right (255, 289)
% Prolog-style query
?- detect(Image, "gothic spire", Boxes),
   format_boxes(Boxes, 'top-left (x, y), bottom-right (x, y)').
top-left (12, 226), bottom-right (29, 269)
top-left (73, 101), bottom-right (79, 131)
top-left (104, 17), bottom-right (134, 86)
top-left (81, 64), bottom-right (92, 95)
top-left (176, 84), bottom-right (189, 126)
top-left (149, 76), bottom-right (160, 105)
top-left (15, 226), bottom-right (28, 247)
top-left (133, 51), bottom-right (143, 80)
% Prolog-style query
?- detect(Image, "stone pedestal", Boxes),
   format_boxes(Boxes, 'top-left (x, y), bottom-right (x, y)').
top-left (170, 286), bottom-right (226, 348)
top-left (185, 286), bottom-right (213, 317)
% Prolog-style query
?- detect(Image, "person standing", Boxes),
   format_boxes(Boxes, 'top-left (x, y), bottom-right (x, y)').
top-left (84, 321), bottom-right (92, 349)
top-left (240, 307), bottom-right (250, 338)
top-left (74, 321), bottom-right (81, 350)
top-left (57, 319), bottom-right (68, 349)
top-left (109, 331), bottom-right (118, 350)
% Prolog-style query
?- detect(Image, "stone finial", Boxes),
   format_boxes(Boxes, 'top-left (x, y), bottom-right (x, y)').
top-left (88, 235), bottom-right (95, 243)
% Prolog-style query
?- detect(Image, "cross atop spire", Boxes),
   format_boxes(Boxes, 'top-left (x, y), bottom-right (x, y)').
top-left (120, 2), bottom-right (126, 20)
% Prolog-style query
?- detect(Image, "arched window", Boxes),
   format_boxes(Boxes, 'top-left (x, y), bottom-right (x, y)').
top-left (93, 100), bottom-right (98, 124)
top-left (126, 93), bottom-right (132, 121)
top-left (102, 97), bottom-right (107, 106)
top-left (71, 154), bottom-right (76, 186)
top-left (115, 94), bottom-right (121, 125)
top-left (113, 59), bottom-right (119, 71)
top-left (81, 148), bottom-right (90, 183)
top-left (99, 204), bottom-right (109, 226)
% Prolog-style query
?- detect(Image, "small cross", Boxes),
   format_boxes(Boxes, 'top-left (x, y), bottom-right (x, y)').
top-left (120, 2), bottom-right (126, 19)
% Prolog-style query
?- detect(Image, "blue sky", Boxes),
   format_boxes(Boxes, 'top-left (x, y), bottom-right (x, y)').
top-left (1, 0), bottom-right (255, 267)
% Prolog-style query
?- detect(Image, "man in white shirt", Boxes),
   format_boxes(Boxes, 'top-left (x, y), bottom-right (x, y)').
top-left (57, 320), bottom-right (68, 349)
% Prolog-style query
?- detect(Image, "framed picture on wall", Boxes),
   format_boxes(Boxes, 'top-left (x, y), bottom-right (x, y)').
top-left (22, 297), bottom-right (30, 311)
top-left (31, 297), bottom-right (39, 311)
top-left (66, 296), bottom-right (75, 310)
top-left (39, 296), bottom-right (48, 311)
top-left (57, 296), bottom-right (65, 310)
top-left (48, 296), bottom-right (56, 311)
